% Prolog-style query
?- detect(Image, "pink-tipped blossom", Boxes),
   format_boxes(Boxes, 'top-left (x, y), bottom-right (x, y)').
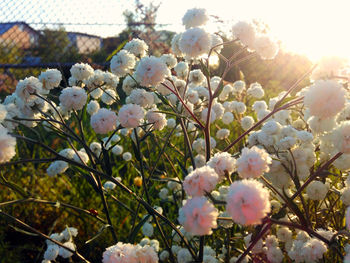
top-left (183, 166), bottom-right (219, 197)
top-left (91, 108), bottom-right (118, 134)
top-left (226, 179), bottom-right (270, 225)
top-left (236, 146), bottom-right (271, 179)
top-left (118, 104), bottom-right (144, 128)
top-left (178, 197), bottom-right (218, 236)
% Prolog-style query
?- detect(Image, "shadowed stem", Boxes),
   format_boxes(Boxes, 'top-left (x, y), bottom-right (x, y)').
top-left (0, 210), bottom-right (90, 262)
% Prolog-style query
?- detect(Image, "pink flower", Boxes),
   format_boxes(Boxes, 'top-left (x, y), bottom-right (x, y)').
top-left (59, 86), bottom-right (87, 111)
top-left (226, 179), bottom-right (270, 225)
top-left (134, 56), bottom-right (170, 87)
top-left (102, 242), bottom-right (158, 263)
top-left (118, 104), bottom-right (144, 128)
top-left (91, 108), bottom-right (117, 134)
top-left (236, 146), bottom-right (271, 179)
top-left (178, 197), bottom-right (218, 236)
top-left (183, 166), bottom-right (219, 197)
top-left (331, 121), bottom-right (350, 154)
top-left (207, 152), bottom-right (236, 180)
top-left (304, 80), bottom-right (346, 119)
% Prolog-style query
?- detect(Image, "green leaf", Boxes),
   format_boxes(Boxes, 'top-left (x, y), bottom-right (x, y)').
top-left (0, 174), bottom-right (30, 198)
top-left (106, 40), bottom-right (128, 62)
top-left (128, 215), bottom-right (151, 243)
top-left (199, 59), bottom-right (210, 79)
top-left (85, 224), bottom-right (110, 244)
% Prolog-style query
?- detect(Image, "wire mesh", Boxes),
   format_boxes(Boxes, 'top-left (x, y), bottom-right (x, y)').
top-left (0, 0), bottom-right (136, 92)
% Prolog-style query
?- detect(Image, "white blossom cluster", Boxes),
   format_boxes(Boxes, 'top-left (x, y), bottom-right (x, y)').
top-left (3, 7), bottom-right (350, 263)
top-left (43, 226), bottom-right (78, 262)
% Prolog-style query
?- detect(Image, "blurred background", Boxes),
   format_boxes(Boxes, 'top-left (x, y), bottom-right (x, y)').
top-left (0, 0), bottom-right (314, 98)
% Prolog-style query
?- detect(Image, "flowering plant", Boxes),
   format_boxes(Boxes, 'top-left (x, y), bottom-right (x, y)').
top-left (1, 7), bottom-right (350, 263)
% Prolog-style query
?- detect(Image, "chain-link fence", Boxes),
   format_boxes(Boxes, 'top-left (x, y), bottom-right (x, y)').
top-left (0, 0), bottom-right (140, 93)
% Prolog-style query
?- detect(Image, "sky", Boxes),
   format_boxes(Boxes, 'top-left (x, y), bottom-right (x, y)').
top-left (1, 0), bottom-right (350, 62)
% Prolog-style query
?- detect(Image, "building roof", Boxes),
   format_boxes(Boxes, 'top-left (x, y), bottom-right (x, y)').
top-left (67, 31), bottom-right (102, 39)
top-left (0, 21), bottom-right (38, 36)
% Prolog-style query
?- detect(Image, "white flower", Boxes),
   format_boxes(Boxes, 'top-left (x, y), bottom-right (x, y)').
top-left (247, 82), bottom-right (264, 98)
top-left (232, 21), bottom-right (256, 47)
top-left (159, 188), bottom-right (169, 200)
top-left (182, 8), bottom-right (209, 29)
top-left (47, 161), bottom-right (69, 177)
top-left (15, 77), bottom-right (44, 103)
top-left (58, 242), bottom-right (75, 258)
top-left (90, 108), bottom-right (118, 134)
top-left (104, 181), bottom-right (116, 190)
top-left (44, 245), bottom-right (59, 261)
top-left (123, 152), bottom-right (132, 161)
top-left (179, 27), bottom-right (211, 58)
top-left (301, 238), bottom-right (327, 262)
top-left (118, 103), bottom-right (144, 128)
top-left (101, 89), bottom-right (117, 105)
top-left (306, 181), bottom-right (328, 200)
top-left (330, 121), bottom-right (350, 154)
top-left (177, 248), bottom-right (193, 263)
top-left (183, 166), bottom-right (219, 196)
top-left (226, 179), bottom-right (270, 225)
top-left (0, 125), bottom-right (16, 163)
top-left (189, 69), bottom-right (205, 85)
top-left (86, 100), bottom-right (100, 115)
top-left (70, 63), bottom-right (94, 81)
top-left (110, 143), bottom-right (123, 155)
top-left (171, 33), bottom-right (184, 57)
top-left (262, 120), bottom-right (281, 135)
top-left (253, 35), bottom-right (279, 60)
top-left (212, 103), bottom-right (225, 119)
top-left (160, 53), bottom-right (177, 68)
top-left (201, 108), bottom-right (216, 123)
top-left (84, 69), bottom-right (104, 90)
top-left (252, 101), bottom-right (268, 112)
top-left (178, 197), bottom-right (218, 236)
top-left (232, 80), bottom-right (246, 95)
top-left (122, 75), bottom-right (137, 95)
top-left (174, 62), bottom-right (189, 79)
top-left (124, 38), bottom-right (148, 57)
top-left (266, 246), bottom-right (284, 263)
top-left (128, 88), bottom-right (154, 108)
top-left (207, 152), bottom-right (236, 179)
top-left (304, 80), bottom-right (346, 119)
top-left (59, 86), bottom-right (87, 111)
top-left (39, 69), bottom-right (62, 90)
top-left (236, 146), bottom-right (271, 179)
top-left (142, 222), bottom-right (154, 237)
top-left (73, 150), bottom-right (89, 164)
top-left (167, 118), bottom-right (176, 128)
top-left (110, 50), bottom-right (136, 77)
top-left (146, 108), bottom-right (167, 130)
top-left (211, 34), bottom-right (223, 53)
top-left (160, 250), bottom-right (170, 261)
top-left (231, 101), bottom-right (246, 114)
top-left (277, 227), bottom-right (293, 242)
top-left (222, 112), bottom-right (234, 125)
top-left (61, 227), bottom-right (78, 241)
top-left (216, 128), bottom-right (230, 140)
top-left (103, 242), bottom-right (158, 263)
top-left (241, 116), bottom-right (254, 131)
top-left (134, 56), bottom-right (170, 87)
top-left (0, 104), bottom-right (7, 124)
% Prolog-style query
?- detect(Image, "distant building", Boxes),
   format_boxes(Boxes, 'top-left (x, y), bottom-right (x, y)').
top-left (0, 22), bottom-right (39, 48)
top-left (67, 32), bottom-right (102, 54)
